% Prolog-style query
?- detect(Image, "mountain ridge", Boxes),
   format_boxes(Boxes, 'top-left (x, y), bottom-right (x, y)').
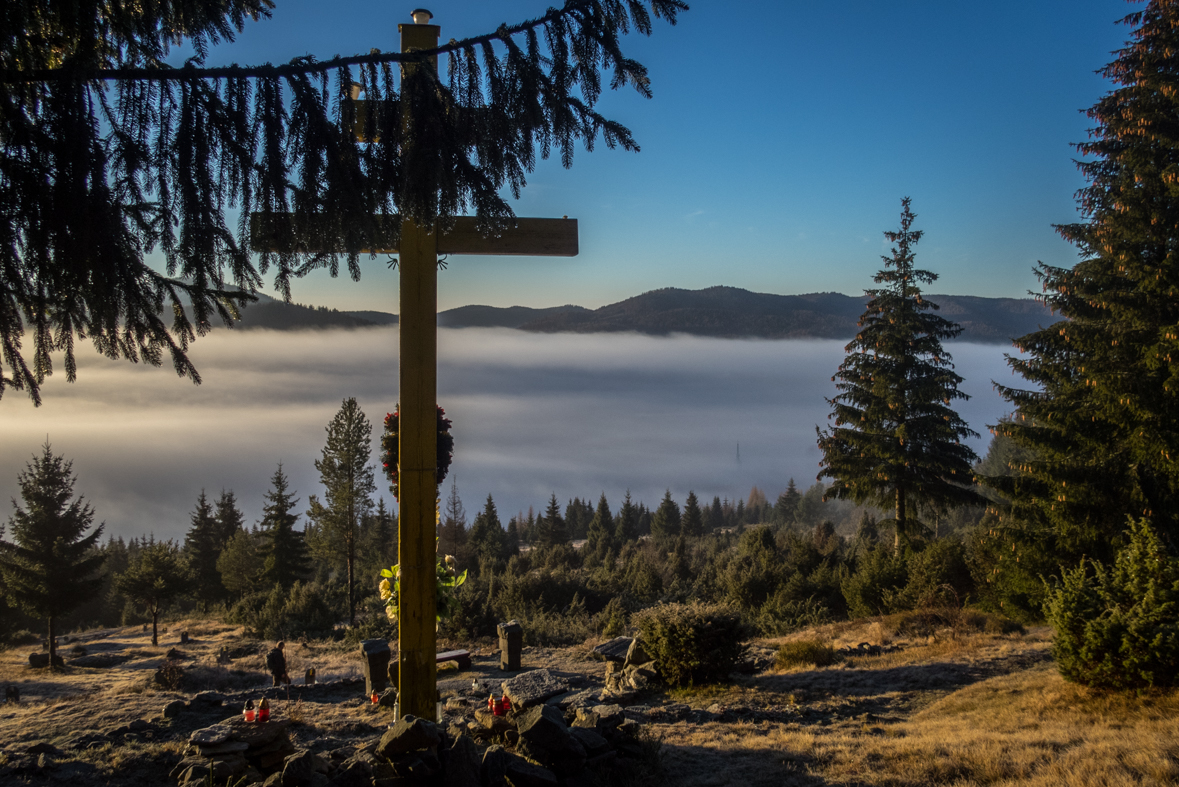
top-left (226, 286), bottom-right (1060, 343)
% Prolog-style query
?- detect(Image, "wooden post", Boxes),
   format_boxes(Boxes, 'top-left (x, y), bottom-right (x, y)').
top-left (397, 15), bottom-right (441, 723)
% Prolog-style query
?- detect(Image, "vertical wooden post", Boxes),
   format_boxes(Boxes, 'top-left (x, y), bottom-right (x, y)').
top-left (397, 14), bottom-right (441, 722)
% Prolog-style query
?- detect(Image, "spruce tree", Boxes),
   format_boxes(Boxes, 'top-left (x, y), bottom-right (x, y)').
top-left (214, 490), bottom-right (245, 546)
top-left (707, 496), bottom-right (725, 532)
top-left (217, 529), bottom-right (261, 600)
top-left (986, 2), bottom-right (1179, 560)
top-left (776, 479), bottom-right (802, 526)
top-left (468, 495), bottom-right (506, 571)
top-left (1, 1), bottom-right (687, 405)
top-left (183, 490), bottom-right (224, 606)
top-left (817, 198), bottom-right (980, 553)
top-left (306, 397), bottom-right (375, 625)
top-left (439, 476), bottom-right (468, 564)
top-left (534, 493), bottom-right (567, 550)
top-left (615, 491), bottom-right (639, 543)
top-left (681, 491), bottom-right (704, 538)
top-left (257, 464), bottom-right (311, 590)
top-left (585, 494), bottom-right (616, 562)
top-left (651, 489), bottom-right (682, 541)
top-left (116, 540), bottom-right (191, 646)
top-left (0, 444), bottom-right (105, 669)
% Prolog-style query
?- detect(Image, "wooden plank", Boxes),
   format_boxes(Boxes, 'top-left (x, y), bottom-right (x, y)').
top-left (249, 213), bottom-right (577, 257)
top-left (438, 217), bottom-right (578, 257)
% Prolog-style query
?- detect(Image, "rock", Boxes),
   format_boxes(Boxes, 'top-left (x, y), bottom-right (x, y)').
top-left (375, 715), bottom-right (441, 758)
top-left (170, 756), bottom-right (206, 780)
top-left (360, 639), bottom-right (391, 697)
top-left (481, 744), bottom-right (511, 787)
top-left (441, 735), bottom-right (481, 787)
top-left (377, 688), bottom-right (397, 709)
top-left (26, 742), bottom-right (59, 755)
top-left (27, 653), bottom-right (63, 669)
top-left (331, 760), bottom-right (371, 787)
top-left (501, 669), bottom-right (569, 710)
top-left (163, 700), bottom-right (187, 719)
top-left (263, 772), bottom-right (283, 787)
top-left (552, 689), bottom-right (600, 712)
top-left (570, 727), bottom-right (610, 758)
top-left (590, 705), bottom-right (624, 729)
top-left (591, 637), bottom-right (633, 663)
top-left (191, 691), bottom-right (225, 707)
top-left (197, 741), bottom-right (250, 757)
top-left (473, 709), bottom-right (514, 734)
top-left (225, 716), bottom-right (292, 748)
top-left (497, 621), bottom-right (523, 672)
top-left (623, 638), bottom-right (651, 669)
top-left (516, 705), bottom-right (573, 753)
top-left (190, 724), bottom-right (234, 746)
top-left (482, 745), bottom-right (558, 787)
top-left (165, 648), bottom-right (185, 660)
top-left (571, 709), bottom-right (600, 729)
top-left (281, 751), bottom-right (317, 787)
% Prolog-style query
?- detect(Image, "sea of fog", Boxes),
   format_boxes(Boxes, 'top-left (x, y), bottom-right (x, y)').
top-left (0, 327), bottom-right (1026, 541)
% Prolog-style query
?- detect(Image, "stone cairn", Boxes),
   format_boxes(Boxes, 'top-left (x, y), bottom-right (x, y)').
top-left (173, 715), bottom-right (298, 786)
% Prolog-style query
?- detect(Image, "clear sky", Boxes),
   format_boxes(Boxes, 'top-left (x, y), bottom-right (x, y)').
top-left (171, 0), bottom-right (1127, 312)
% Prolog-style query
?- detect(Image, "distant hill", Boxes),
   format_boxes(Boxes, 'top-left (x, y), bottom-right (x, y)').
top-left (223, 286), bottom-right (1060, 343)
top-left (519, 286), bottom-right (1060, 343)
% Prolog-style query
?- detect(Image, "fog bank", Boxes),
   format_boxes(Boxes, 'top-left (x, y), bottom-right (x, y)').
top-left (0, 328), bottom-right (1020, 541)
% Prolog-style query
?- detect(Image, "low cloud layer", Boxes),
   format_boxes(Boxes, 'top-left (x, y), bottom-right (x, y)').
top-left (0, 328), bottom-right (1020, 541)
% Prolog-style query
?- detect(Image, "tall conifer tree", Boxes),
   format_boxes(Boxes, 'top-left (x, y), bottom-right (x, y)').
top-left (681, 491), bottom-right (704, 538)
top-left (985, 2), bottom-right (1179, 559)
top-left (615, 491), bottom-right (639, 543)
top-left (258, 464), bottom-right (311, 590)
top-left (0, 444), bottom-right (104, 669)
top-left (534, 494), bottom-right (567, 550)
top-left (585, 494), bottom-right (615, 562)
top-left (817, 198), bottom-right (980, 553)
top-left (184, 490), bottom-right (224, 606)
top-left (307, 398), bottom-right (375, 626)
top-left (651, 489), bottom-right (682, 541)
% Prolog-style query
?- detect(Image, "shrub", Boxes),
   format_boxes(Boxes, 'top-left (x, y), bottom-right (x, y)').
top-left (1045, 518), bottom-right (1179, 689)
top-left (842, 545), bottom-right (907, 618)
top-left (596, 596), bottom-right (628, 637)
top-left (774, 639), bottom-right (836, 670)
top-left (228, 581), bottom-right (343, 641)
top-left (633, 602), bottom-right (749, 687)
top-left (890, 539), bottom-right (973, 611)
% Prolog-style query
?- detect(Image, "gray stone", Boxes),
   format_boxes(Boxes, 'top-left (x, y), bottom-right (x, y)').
top-left (189, 723), bottom-right (234, 746)
top-left (281, 750), bottom-right (317, 787)
top-left (163, 700), bottom-right (187, 719)
top-left (27, 652), bottom-right (63, 669)
top-left (572, 708), bottom-right (600, 729)
top-left (570, 727), bottom-right (610, 757)
top-left (197, 740), bottom-right (250, 756)
top-left (501, 669), bottom-right (569, 710)
top-left (473, 709), bottom-right (513, 734)
top-left (225, 716), bottom-right (292, 748)
top-left (591, 637), bottom-right (633, 663)
top-left (442, 735), bottom-right (481, 787)
top-left (331, 760), bottom-right (371, 787)
top-left (191, 691), bottom-right (225, 707)
top-left (360, 639), bottom-right (391, 696)
top-left (481, 744), bottom-right (511, 787)
top-left (516, 705), bottom-right (572, 753)
top-left (503, 754), bottom-right (559, 787)
top-left (376, 715), bottom-right (441, 758)
top-left (623, 639), bottom-right (651, 669)
top-left (497, 621), bottom-right (523, 671)
top-left (377, 688), bottom-right (397, 708)
top-left (590, 705), bottom-right (624, 729)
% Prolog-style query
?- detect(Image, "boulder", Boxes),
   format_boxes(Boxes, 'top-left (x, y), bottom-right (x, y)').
top-left (280, 751), bottom-right (317, 787)
top-left (162, 700), bottom-right (187, 719)
top-left (190, 691), bottom-right (225, 707)
top-left (473, 709), bottom-right (513, 734)
top-left (375, 715), bottom-right (441, 759)
top-left (197, 741), bottom-right (250, 757)
top-left (27, 653), bottom-right (63, 669)
top-left (591, 637), bottom-right (633, 663)
top-left (377, 688), bottom-right (397, 709)
top-left (189, 724), bottom-right (234, 747)
top-left (501, 669), bottom-right (569, 710)
top-left (481, 745), bottom-right (558, 787)
top-left (516, 705), bottom-right (573, 752)
top-left (570, 727), bottom-right (610, 758)
top-left (624, 638), bottom-right (651, 669)
top-left (442, 734), bottom-right (482, 787)
top-left (360, 639), bottom-right (391, 697)
top-left (590, 705), bottom-right (624, 729)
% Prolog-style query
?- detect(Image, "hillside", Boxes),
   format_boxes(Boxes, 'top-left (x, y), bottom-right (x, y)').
top-left (519, 287), bottom-right (1060, 343)
top-left (223, 286), bottom-right (1060, 343)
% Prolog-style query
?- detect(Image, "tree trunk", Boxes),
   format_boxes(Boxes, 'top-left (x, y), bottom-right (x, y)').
top-left (347, 509), bottom-right (356, 628)
top-left (152, 608), bottom-right (159, 646)
top-left (894, 486), bottom-right (905, 556)
top-left (48, 616), bottom-right (57, 673)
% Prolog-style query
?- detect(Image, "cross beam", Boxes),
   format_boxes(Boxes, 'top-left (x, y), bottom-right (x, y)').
top-left (250, 214), bottom-right (578, 257)
top-left (248, 13), bottom-right (578, 724)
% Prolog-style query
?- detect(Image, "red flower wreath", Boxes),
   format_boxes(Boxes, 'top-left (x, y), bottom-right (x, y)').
top-left (381, 405), bottom-right (454, 500)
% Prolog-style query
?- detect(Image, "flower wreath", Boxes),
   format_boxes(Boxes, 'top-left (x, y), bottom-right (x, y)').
top-left (381, 405), bottom-right (454, 500)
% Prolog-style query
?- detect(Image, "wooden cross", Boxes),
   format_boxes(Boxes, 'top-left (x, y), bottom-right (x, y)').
top-left (251, 12), bottom-right (577, 721)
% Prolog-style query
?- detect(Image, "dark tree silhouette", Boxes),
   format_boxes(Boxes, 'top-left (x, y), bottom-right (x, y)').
top-left (0, 0), bottom-right (687, 404)
top-left (817, 199), bottom-right (980, 553)
top-left (0, 444), bottom-right (105, 670)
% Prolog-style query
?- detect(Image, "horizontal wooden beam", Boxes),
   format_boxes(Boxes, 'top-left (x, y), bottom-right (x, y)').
top-left (249, 214), bottom-right (577, 257)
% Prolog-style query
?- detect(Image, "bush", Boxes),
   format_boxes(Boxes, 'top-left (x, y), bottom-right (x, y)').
top-left (633, 602), bottom-right (749, 687)
top-left (1045, 518), bottom-right (1179, 689)
top-left (774, 639), bottom-right (836, 670)
top-left (228, 581), bottom-right (343, 641)
top-left (842, 545), bottom-right (907, 618)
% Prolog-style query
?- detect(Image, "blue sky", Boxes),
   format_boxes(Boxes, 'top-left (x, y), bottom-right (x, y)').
top-left (177, 0), bottom-right (1128, 312)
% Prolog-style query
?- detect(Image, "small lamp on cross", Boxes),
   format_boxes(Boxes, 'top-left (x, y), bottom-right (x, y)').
top-left (411, 9), bottom-right (433, 25)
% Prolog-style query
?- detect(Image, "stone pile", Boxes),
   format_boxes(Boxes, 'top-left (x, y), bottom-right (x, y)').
top-left (603, 639), bottom-right (658, 701)
top-left (172, 716), bottom-right (297, 786)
